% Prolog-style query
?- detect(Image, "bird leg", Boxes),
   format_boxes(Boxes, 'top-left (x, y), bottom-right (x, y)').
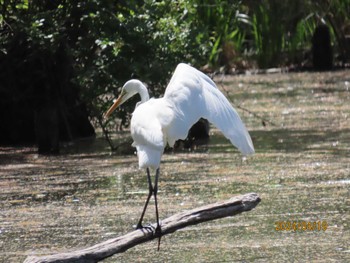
top-left (153, 168), bottom-right (162, 250)
top-left (136, 168), bottom-right (153, 229)
top-left (135, 168), bottom-right (162, 250)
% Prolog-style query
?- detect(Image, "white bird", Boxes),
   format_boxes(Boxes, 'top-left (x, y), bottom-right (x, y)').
top-left (104, 63), bottom-right (254, 247)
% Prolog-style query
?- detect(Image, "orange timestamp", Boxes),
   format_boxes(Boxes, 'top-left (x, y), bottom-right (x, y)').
top-left (275, 221), bottom-right (328, 231)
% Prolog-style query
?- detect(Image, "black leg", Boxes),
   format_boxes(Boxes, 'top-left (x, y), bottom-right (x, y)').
top-left (135, 168), bottom-right (162, 250)
top-left (153, 168), bottom-right (162, 250)
top-left (136, 168), bottom-right (153, 229)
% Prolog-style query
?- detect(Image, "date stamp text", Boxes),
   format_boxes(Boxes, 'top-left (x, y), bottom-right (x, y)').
top-left (275, 221), bottom-right (328, 231)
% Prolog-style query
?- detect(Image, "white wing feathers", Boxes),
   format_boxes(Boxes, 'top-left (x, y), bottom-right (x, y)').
top-left (164, 63), bottom-right (255, 155)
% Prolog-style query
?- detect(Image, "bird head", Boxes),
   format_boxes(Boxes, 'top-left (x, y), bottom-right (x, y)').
top-left (103, 80), bottom-right (143, 119)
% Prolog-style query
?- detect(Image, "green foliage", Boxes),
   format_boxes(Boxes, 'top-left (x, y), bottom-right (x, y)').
top-left (1, 0), bottom-right (210, 134)
top-left (94, 0), bottom-right (210, 127)
top-left (250, 0), bottom-right (301, 68)
top-left (195, 0), bottom-right (249, 68)
top-left (1, 0), bottom-right (349, 146)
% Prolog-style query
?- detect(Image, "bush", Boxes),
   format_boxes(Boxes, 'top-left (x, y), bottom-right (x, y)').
top-left (1, 0), bottom-right (349, 150)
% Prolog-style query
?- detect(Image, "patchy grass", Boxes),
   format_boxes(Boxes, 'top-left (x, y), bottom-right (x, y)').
top-left (0, 70), bottom-right (349, 262)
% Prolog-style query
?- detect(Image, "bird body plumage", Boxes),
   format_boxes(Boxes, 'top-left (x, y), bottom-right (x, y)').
top-left (126, 63), bottom-right (254, 170)
top-left (130, 98), bottom-right (172, 169)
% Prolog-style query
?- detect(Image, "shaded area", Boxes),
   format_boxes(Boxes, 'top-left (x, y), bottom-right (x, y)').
top-left (312, 24), bottom-right (333, 70)
top-left (252, 128), bottom-right (350, 155)
top-left (0, 35), bottom-right (95, 153)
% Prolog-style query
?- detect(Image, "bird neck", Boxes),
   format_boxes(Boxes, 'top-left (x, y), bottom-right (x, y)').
top-left (137, 83), bottom-right (150, 104)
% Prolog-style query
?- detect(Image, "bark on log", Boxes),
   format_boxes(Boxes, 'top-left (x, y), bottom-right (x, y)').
top-left (24, 192), bottom-right (261, 263)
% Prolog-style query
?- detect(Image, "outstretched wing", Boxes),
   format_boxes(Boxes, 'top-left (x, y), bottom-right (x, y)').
top-left (164, 63), bottom-right (254, 155)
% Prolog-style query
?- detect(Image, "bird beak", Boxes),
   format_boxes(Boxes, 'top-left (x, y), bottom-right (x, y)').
top-left (103, 92), bottom-right (125, 119)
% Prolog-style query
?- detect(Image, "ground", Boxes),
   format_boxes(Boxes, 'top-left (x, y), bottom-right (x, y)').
top-left (0, 70), bottom-right (349, 262)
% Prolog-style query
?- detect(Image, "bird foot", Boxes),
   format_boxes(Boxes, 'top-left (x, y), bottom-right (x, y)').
top-left (136, 222), bottom-right (154, 232)
top-left (136, 222), bottom-right (162, 250)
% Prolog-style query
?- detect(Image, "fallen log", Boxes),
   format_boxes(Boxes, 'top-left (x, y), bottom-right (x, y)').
top-left (24, 192), bottom-right (261, 263)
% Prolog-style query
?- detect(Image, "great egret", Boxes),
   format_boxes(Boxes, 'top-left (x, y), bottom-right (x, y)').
top-left (104, 63), bottom-right (254, 248)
